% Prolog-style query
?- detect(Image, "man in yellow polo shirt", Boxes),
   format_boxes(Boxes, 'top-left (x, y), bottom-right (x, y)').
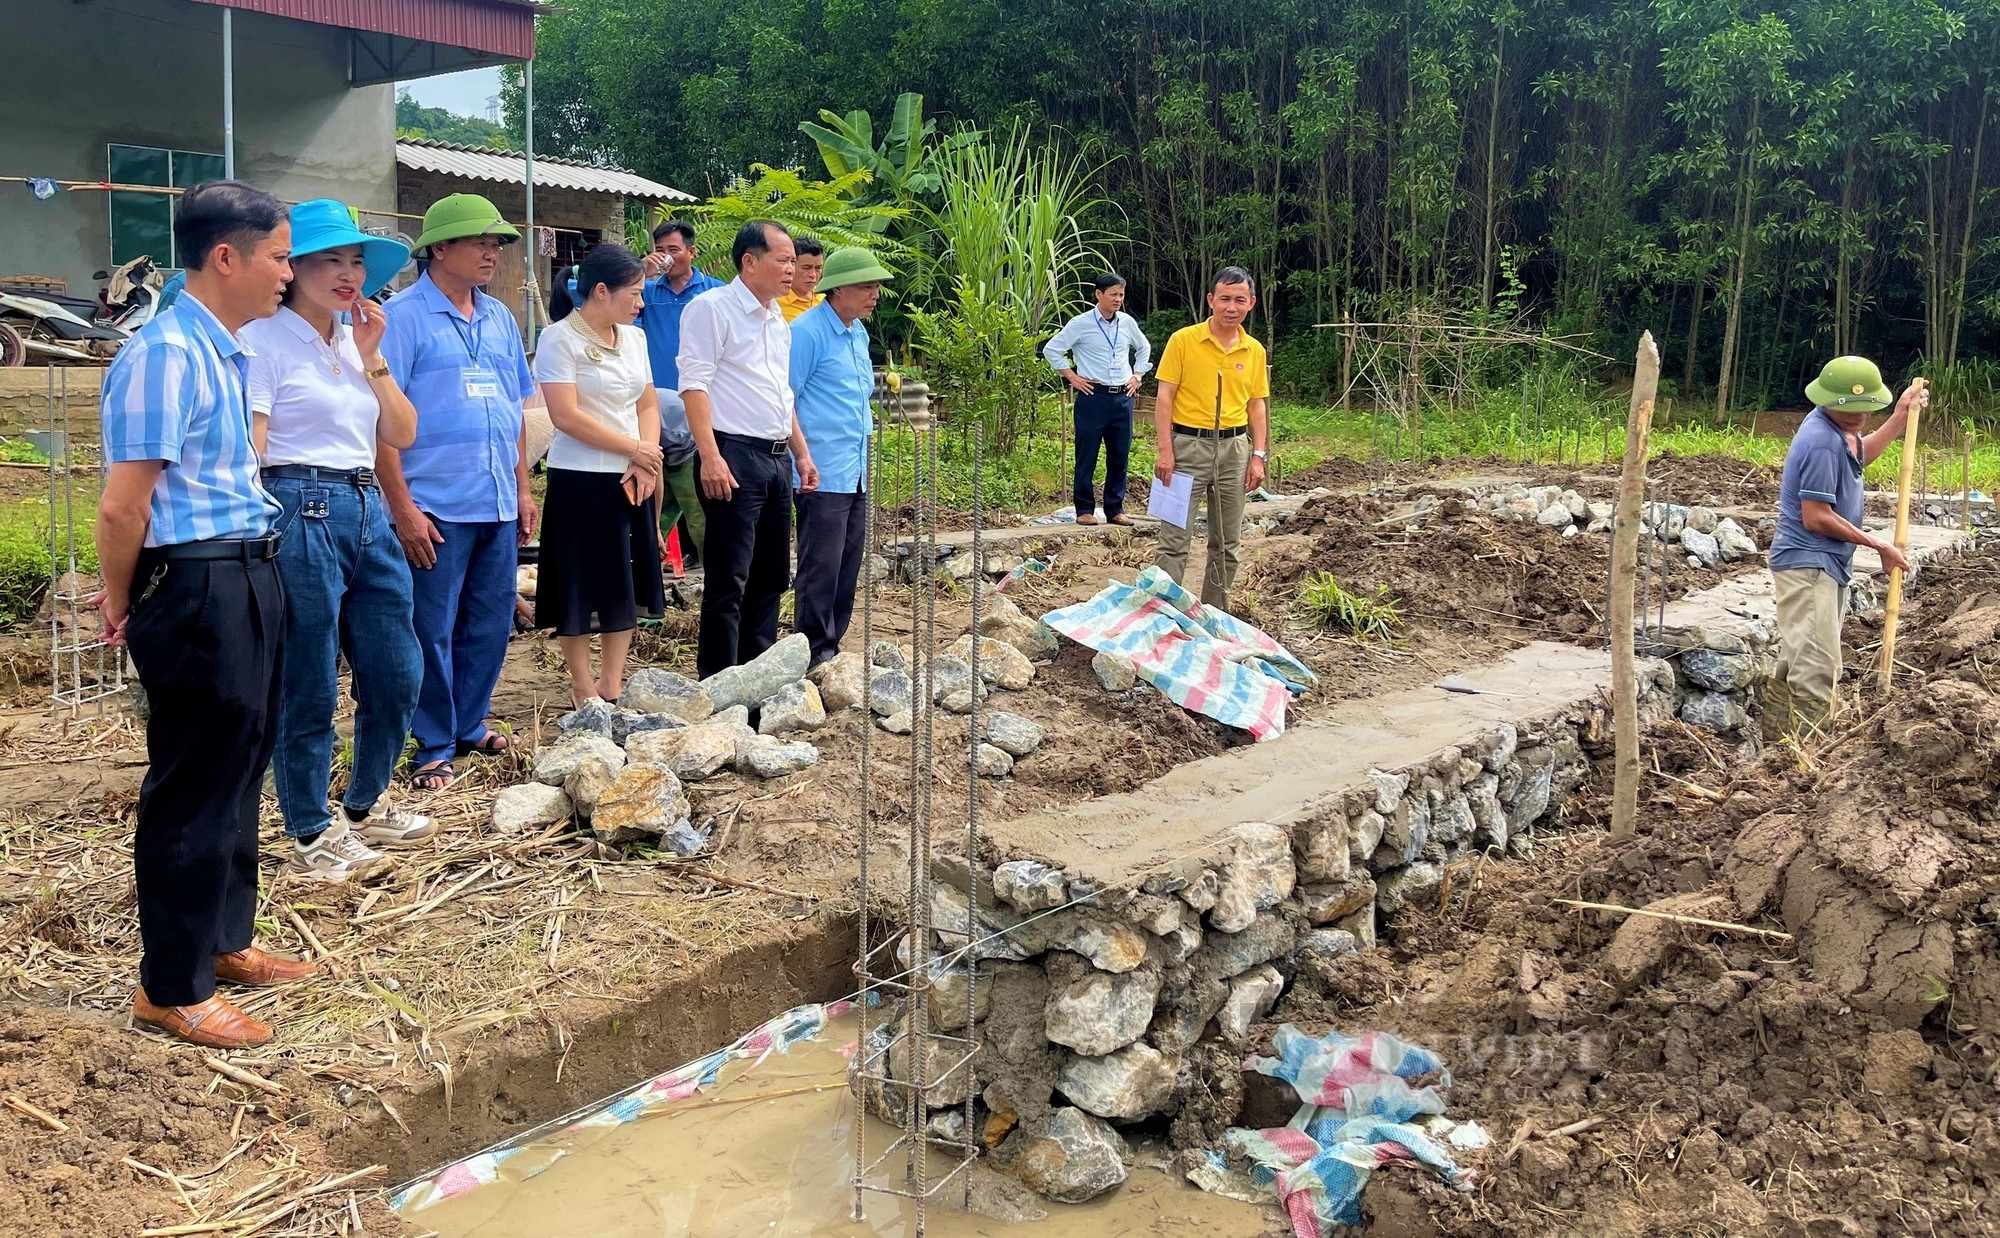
top-left (1151, 266), bottom-right (1269, 609)
top-left (777, 237), bottom-right (826, 322)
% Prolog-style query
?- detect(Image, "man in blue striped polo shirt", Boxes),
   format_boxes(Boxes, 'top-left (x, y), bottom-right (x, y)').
top-left (378, 194), bottom-right (537, 790)
top-left (97, 181), bottom-right (316, 1050)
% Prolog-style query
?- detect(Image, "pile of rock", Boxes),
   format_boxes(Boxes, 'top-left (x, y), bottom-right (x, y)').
top-left (1472, 484), bottom-right (1761, 567)
top-left (1644, 620), bottom-right (1777, 751)
top-left (860, 593), bottom-right (1056, 776)
top-left (494, 633), bottom-right (836, 850)
top-left (861, 686), bottom-right (1678, 1205)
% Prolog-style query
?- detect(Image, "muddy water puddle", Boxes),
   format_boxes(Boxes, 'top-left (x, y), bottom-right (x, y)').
top-left (403, 1013), bottom-right (1276, 1237)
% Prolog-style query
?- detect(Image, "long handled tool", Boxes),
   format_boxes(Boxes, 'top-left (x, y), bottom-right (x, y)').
top-left (1876, 377), bottom-right (1928, 692)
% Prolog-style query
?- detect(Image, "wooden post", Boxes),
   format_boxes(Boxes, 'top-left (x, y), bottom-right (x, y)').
top-left (1962, 426), bottom-right (1973, 532)
top-left (1611, 331), bottom-right (1661, 841)
top-left (1877, 379), bottom-right (1927, 692)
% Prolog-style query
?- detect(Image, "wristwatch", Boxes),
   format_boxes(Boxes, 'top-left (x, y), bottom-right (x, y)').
top-left (364, 361), bottom-right (391, 380)
top-left (1252, 449), bottom-right (1268, 460)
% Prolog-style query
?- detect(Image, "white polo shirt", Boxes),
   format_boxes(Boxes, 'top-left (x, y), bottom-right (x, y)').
top-left (532, 317), bottom-right (652, 474)
top-left (241, 306), bottom-right (380, 470)
top-left (675, 276), bottom-right (795, 441)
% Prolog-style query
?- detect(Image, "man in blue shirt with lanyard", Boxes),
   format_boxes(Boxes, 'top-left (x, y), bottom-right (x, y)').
top-left (97, 181), bottom-right (315, 1049)
top-left (1043, 272), bottom-right (1151, 525)
top-left (378, 194), bottom-right (537, 790)
top-left (640, 219), bottom-right (725, 564)
top-left (790, 248), bottom-right (894, 667)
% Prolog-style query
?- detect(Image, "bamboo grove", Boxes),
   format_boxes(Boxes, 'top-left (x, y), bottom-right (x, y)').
top-left (526, 0), bottom-right (2000, 413)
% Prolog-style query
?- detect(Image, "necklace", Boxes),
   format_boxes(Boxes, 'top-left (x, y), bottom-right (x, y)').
top-left (572, 315), bottom-right (620, 363)
top-left (311, 325), bottom-right (344, 377)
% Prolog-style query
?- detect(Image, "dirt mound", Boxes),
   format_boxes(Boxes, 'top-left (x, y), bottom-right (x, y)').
top-left (1278, 455), bottom-right (1371, 491)
top-left (1645, 451), bottom-right (1782, 509)
top-left (1263, 548), bottom-right (2000, 1235)
top-left (1255, 493), bottom-right (1733, 643)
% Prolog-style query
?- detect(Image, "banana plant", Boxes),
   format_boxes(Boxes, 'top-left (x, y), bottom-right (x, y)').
top-left (800, 92), bottom-right (975, 209)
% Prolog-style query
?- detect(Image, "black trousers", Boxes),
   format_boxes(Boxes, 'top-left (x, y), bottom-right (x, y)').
top-left (793, 491), bottom-right (867, 665)
top-left (1073, 387), bottom-right (1134, 517)
top-left (123, 552), bottom-right (285, 1006)
top-left (697, 433), bottom-right (794, 678)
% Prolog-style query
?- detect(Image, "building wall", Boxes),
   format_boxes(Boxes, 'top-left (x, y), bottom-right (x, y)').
top-left (0, 0), bottom-right (395, 296)
top-left (397, 167), bottom-right (628, 339)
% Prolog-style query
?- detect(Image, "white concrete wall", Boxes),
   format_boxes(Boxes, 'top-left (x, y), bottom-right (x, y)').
top-left (0, 0), bottom-right (395, 295)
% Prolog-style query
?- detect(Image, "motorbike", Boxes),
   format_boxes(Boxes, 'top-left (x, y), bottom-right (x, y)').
top-left (0, 256), bottom-right (158, 366)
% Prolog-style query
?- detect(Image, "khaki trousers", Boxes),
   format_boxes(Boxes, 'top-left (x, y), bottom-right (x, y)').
top-left (1153, 432), bottom-right (1250, 610)
top-left (1772, 567), bottom-right (1842, 722)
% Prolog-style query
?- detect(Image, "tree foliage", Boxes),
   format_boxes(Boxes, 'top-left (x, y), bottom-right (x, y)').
top-left (525, 0), bottom-right (2000, 412)
top-left (395, 92), bottom-right (514, 149)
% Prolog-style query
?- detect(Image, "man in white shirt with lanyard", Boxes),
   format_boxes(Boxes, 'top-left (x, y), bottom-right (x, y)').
top-left (1044, 272), bottom-right (1151, 525)
top-left (677, 220), bottom-right (820, 679)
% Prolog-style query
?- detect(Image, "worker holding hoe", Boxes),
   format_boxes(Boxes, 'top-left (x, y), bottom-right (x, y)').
top-left (1766, 355), bottom-right (1925, 737)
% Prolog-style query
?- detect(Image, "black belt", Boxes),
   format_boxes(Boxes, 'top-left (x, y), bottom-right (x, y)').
top-left (715, 431), bottom-right (791, 456)
top-left (144, 535), bottom-right (282, 562)
top-left (1080, 382), bottom-right (1130, 396)
top-left (1173, 424), bottom-right (1248, 439)
top-left (263, 464), bottom-right (376, 487)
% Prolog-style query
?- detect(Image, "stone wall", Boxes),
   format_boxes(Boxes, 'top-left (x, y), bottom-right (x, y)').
top-left (860, 666), bottom-right (1682, 1203)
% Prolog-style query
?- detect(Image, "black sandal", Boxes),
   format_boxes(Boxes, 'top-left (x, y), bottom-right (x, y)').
top-left (412, 761), bottom-right (455, 792)
top-left (456, 731), bottom-right (516, 759)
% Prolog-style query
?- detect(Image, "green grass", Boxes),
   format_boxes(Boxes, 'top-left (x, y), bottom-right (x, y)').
top-left (1264, 399), bottom-right (2000, 497)
top-left (0, 489), bottom-right (98, 629)
top-left (1296, 572), bottom-right (1403, 639)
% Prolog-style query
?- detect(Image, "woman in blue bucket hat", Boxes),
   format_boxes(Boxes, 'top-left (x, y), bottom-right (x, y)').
top-left (240, 199), bottom-right (438, 882)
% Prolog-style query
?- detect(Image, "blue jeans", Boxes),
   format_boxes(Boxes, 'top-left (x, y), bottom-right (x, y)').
top-left (409, 517), bottom-right (518, 766)
top-left (268, 474), bottom-right (421, 839)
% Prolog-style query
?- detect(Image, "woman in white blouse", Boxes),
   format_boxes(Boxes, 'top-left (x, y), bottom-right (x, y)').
top-left (241, 199), bottom-right (432, 883)
top-left (534, 244), bottom-right (666, 706)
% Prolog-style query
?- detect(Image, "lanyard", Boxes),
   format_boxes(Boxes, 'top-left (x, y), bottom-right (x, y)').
top-left (1093, 312), bottom-right (1121, 359)
top-left (446, 306), bottom-right (487, 366)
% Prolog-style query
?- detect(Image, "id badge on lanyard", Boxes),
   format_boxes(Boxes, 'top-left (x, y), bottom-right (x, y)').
top-left (464, 366), bottom-right (502, 400)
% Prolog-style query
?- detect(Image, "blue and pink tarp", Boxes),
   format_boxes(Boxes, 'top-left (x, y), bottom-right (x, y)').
top-left (1041, 567), bottom-right (1316, 740)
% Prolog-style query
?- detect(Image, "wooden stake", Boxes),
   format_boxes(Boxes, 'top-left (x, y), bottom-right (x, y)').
top-left (1610, 331), bottom-right (1661, 841)
top-left (1962, 426), bottom-right (1974, 533)
top-left (1877, 379), bottom-right (1927, 692)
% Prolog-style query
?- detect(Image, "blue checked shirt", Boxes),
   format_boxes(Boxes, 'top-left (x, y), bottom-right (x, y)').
top-left (638, 267), bottom-right (726, 391)
top-left (1043, 308), bottom-right (1151, 385)
top-left (788, 300), bottom-right (874, 493)
top-left (100, 293), bottom-right (280, 546)
top-left (380, 273), bottom-right (535, 524)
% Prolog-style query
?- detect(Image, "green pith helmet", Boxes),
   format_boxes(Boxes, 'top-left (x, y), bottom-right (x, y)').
top-left (414, 193), bottom-right (521, 253)
top-left (816, 247), bottom-right (896, 293)
top-left (1805, 355), bottom-right (1893, 412)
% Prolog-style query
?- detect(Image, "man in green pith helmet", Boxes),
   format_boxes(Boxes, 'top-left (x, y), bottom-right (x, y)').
top-left (1765, 355), bottom-right (1926, 737)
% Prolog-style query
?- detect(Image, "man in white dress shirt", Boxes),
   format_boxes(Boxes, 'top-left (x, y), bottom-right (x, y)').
top-left (678, 220), bottom-right (821, 678)
top-left (1044, 273), bottom-right (1151, 525)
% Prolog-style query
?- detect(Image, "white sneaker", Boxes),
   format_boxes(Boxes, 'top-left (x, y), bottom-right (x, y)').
top-left (351, 795), bottom-right (438, 848)
top-left (288, 821), bottom-right (389, 881)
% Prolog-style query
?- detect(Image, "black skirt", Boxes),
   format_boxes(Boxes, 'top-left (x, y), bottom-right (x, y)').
top-left (535, 467), bottom-right (666, 636)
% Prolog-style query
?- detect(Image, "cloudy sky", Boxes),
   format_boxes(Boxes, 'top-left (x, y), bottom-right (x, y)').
top-left (403, 67), bottom-right (505, 120)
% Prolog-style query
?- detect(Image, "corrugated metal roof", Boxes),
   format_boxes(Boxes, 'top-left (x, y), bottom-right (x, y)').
top-left (396, 140), bottom-right (696, 201)
top-left (189, 0), bottom-right (540, 60)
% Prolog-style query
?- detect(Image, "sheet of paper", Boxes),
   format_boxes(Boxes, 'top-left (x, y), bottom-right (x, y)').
top-left (1147, 470), bottom-right (1194, 529)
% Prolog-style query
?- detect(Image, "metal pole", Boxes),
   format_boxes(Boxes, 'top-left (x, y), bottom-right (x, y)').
top-left (522, 56), bottom-right (539, 350)
top-left (222, 8), bottom-right (236, 179)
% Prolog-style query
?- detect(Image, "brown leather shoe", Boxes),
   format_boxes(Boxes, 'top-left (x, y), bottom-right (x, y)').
top-left (216, 947), bottom-right (317, 987)
top-left (132, 988), bottom-right (272, 1049)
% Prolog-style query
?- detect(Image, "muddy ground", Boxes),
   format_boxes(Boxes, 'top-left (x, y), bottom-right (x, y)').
top-left (1254, 547), bottom-right (2000, 1236)
top-left (0, 457), bottom-right (1940, 1237)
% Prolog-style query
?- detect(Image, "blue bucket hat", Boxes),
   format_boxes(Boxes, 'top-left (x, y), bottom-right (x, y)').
top-left (288, 198), bottom-right (410, 298)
